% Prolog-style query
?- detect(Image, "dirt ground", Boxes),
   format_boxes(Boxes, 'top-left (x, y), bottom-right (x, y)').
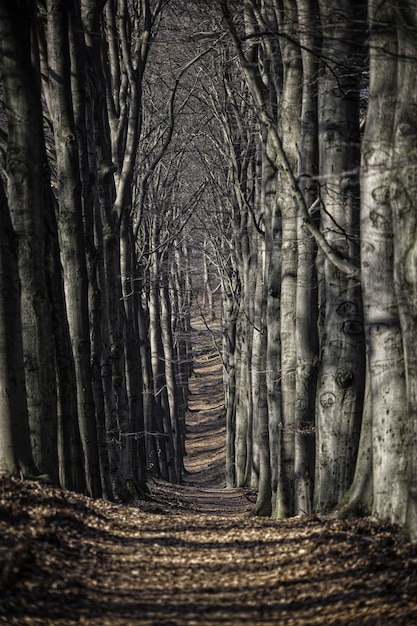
top-left (1, 318), bottom-right (417, 625)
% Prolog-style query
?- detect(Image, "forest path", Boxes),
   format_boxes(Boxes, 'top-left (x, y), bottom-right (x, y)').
top-left (148, 314), bottom-right (254, 516)
top-left (2, 316), bottom-right (417, 624)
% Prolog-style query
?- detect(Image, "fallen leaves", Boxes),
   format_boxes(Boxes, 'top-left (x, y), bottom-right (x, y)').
top-left (1, 321), bottom-right (417, 625)
top-left (1, 478), bottom-right (417, 626)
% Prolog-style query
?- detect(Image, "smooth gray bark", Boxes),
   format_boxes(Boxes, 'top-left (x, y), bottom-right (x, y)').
top-left (314, 0), bottom-right (366, 512)
top-left (390, 0), bottom-right (417, 537)
top-left (294, 0), bottom-right (319, 515)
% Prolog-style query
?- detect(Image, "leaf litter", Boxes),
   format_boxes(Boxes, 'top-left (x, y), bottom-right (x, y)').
top-left (1, 319), bottom-right (417, 625)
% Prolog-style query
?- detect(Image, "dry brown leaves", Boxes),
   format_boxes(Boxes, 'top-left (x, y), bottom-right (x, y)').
top-left (1, 476), bottom-right (417, 626)
top-left (1, 318), bottom-right (417, 625)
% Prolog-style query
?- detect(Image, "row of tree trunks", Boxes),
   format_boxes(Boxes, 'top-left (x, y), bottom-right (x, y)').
top-left (215, 0), bottom-right (417, 536)
top-left (0, 0), bottom-right (192, 499)
top-left (178, 0), bottom-right (417, 540)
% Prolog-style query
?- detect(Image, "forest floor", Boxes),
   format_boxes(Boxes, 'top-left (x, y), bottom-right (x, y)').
top-left (1, 317), bottom-right (417, 625)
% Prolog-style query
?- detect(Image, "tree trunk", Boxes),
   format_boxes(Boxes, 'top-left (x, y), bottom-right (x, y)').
top-left (361, 0), bottom-right (406, 523)
top-left (137, 285), bottom-right (160, 477)
top-left (272, 0), bottom-right (302, 519)
top-left (250, 239), bottom-right (269, 509)
top-left (0, 1), bottom-right (59, 483)
top-left (202, 240), bottom-right (215, 320)
top-left (294, 0), bottom-right (319, 515)
top-left (224, 283), bottom-right (239, 488)
top-left (314, 0), bottom-right (366, 512)
top-left (0, 180), bottom-right (35, 477)
top-left (251, 318), bottom-right (271, 516)
top-left (74, 0), bottom-right (113, 498)
top-left (337, 357), bottom-right (373, 517)
top-left (263, 137), bottom-right (281, 516)
top-left (44, 197), bottom-right (86, 493)
top-left (120, 212), bottom-right (147, 489)
top-left (149, 225), bottom-right (176, 482)
top-left (45, 0), bottom-right (101, 497)
top-left (390, 0), bottom-right (417, 536)
top-left (160, 261), bottom-right (183, 483)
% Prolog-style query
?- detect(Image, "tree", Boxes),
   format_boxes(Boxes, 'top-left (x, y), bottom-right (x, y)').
top-left (0, 178), bottom-right (34, 477)
top-left (340, 0), bottom-right (417, 541)
top-left (391, 0), bottom-right (417, 539)
top-left (41, 0), bottom-right (102, 497)
top-left (293, 0), bottom-right (320, 515)
top-left (0, 0), bottom-right (62, 483)
top-left (313, 0), bottom-right (366, 512)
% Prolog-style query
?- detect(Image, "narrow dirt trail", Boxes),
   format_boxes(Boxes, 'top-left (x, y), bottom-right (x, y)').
top-left (1, 317), bottom-right (417, 625)
top-left (148, 316), bottom-right (253, 516)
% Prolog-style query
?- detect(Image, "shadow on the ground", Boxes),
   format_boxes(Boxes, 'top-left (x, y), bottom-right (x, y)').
top-left (2, 315), bottom-right (417, 625)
